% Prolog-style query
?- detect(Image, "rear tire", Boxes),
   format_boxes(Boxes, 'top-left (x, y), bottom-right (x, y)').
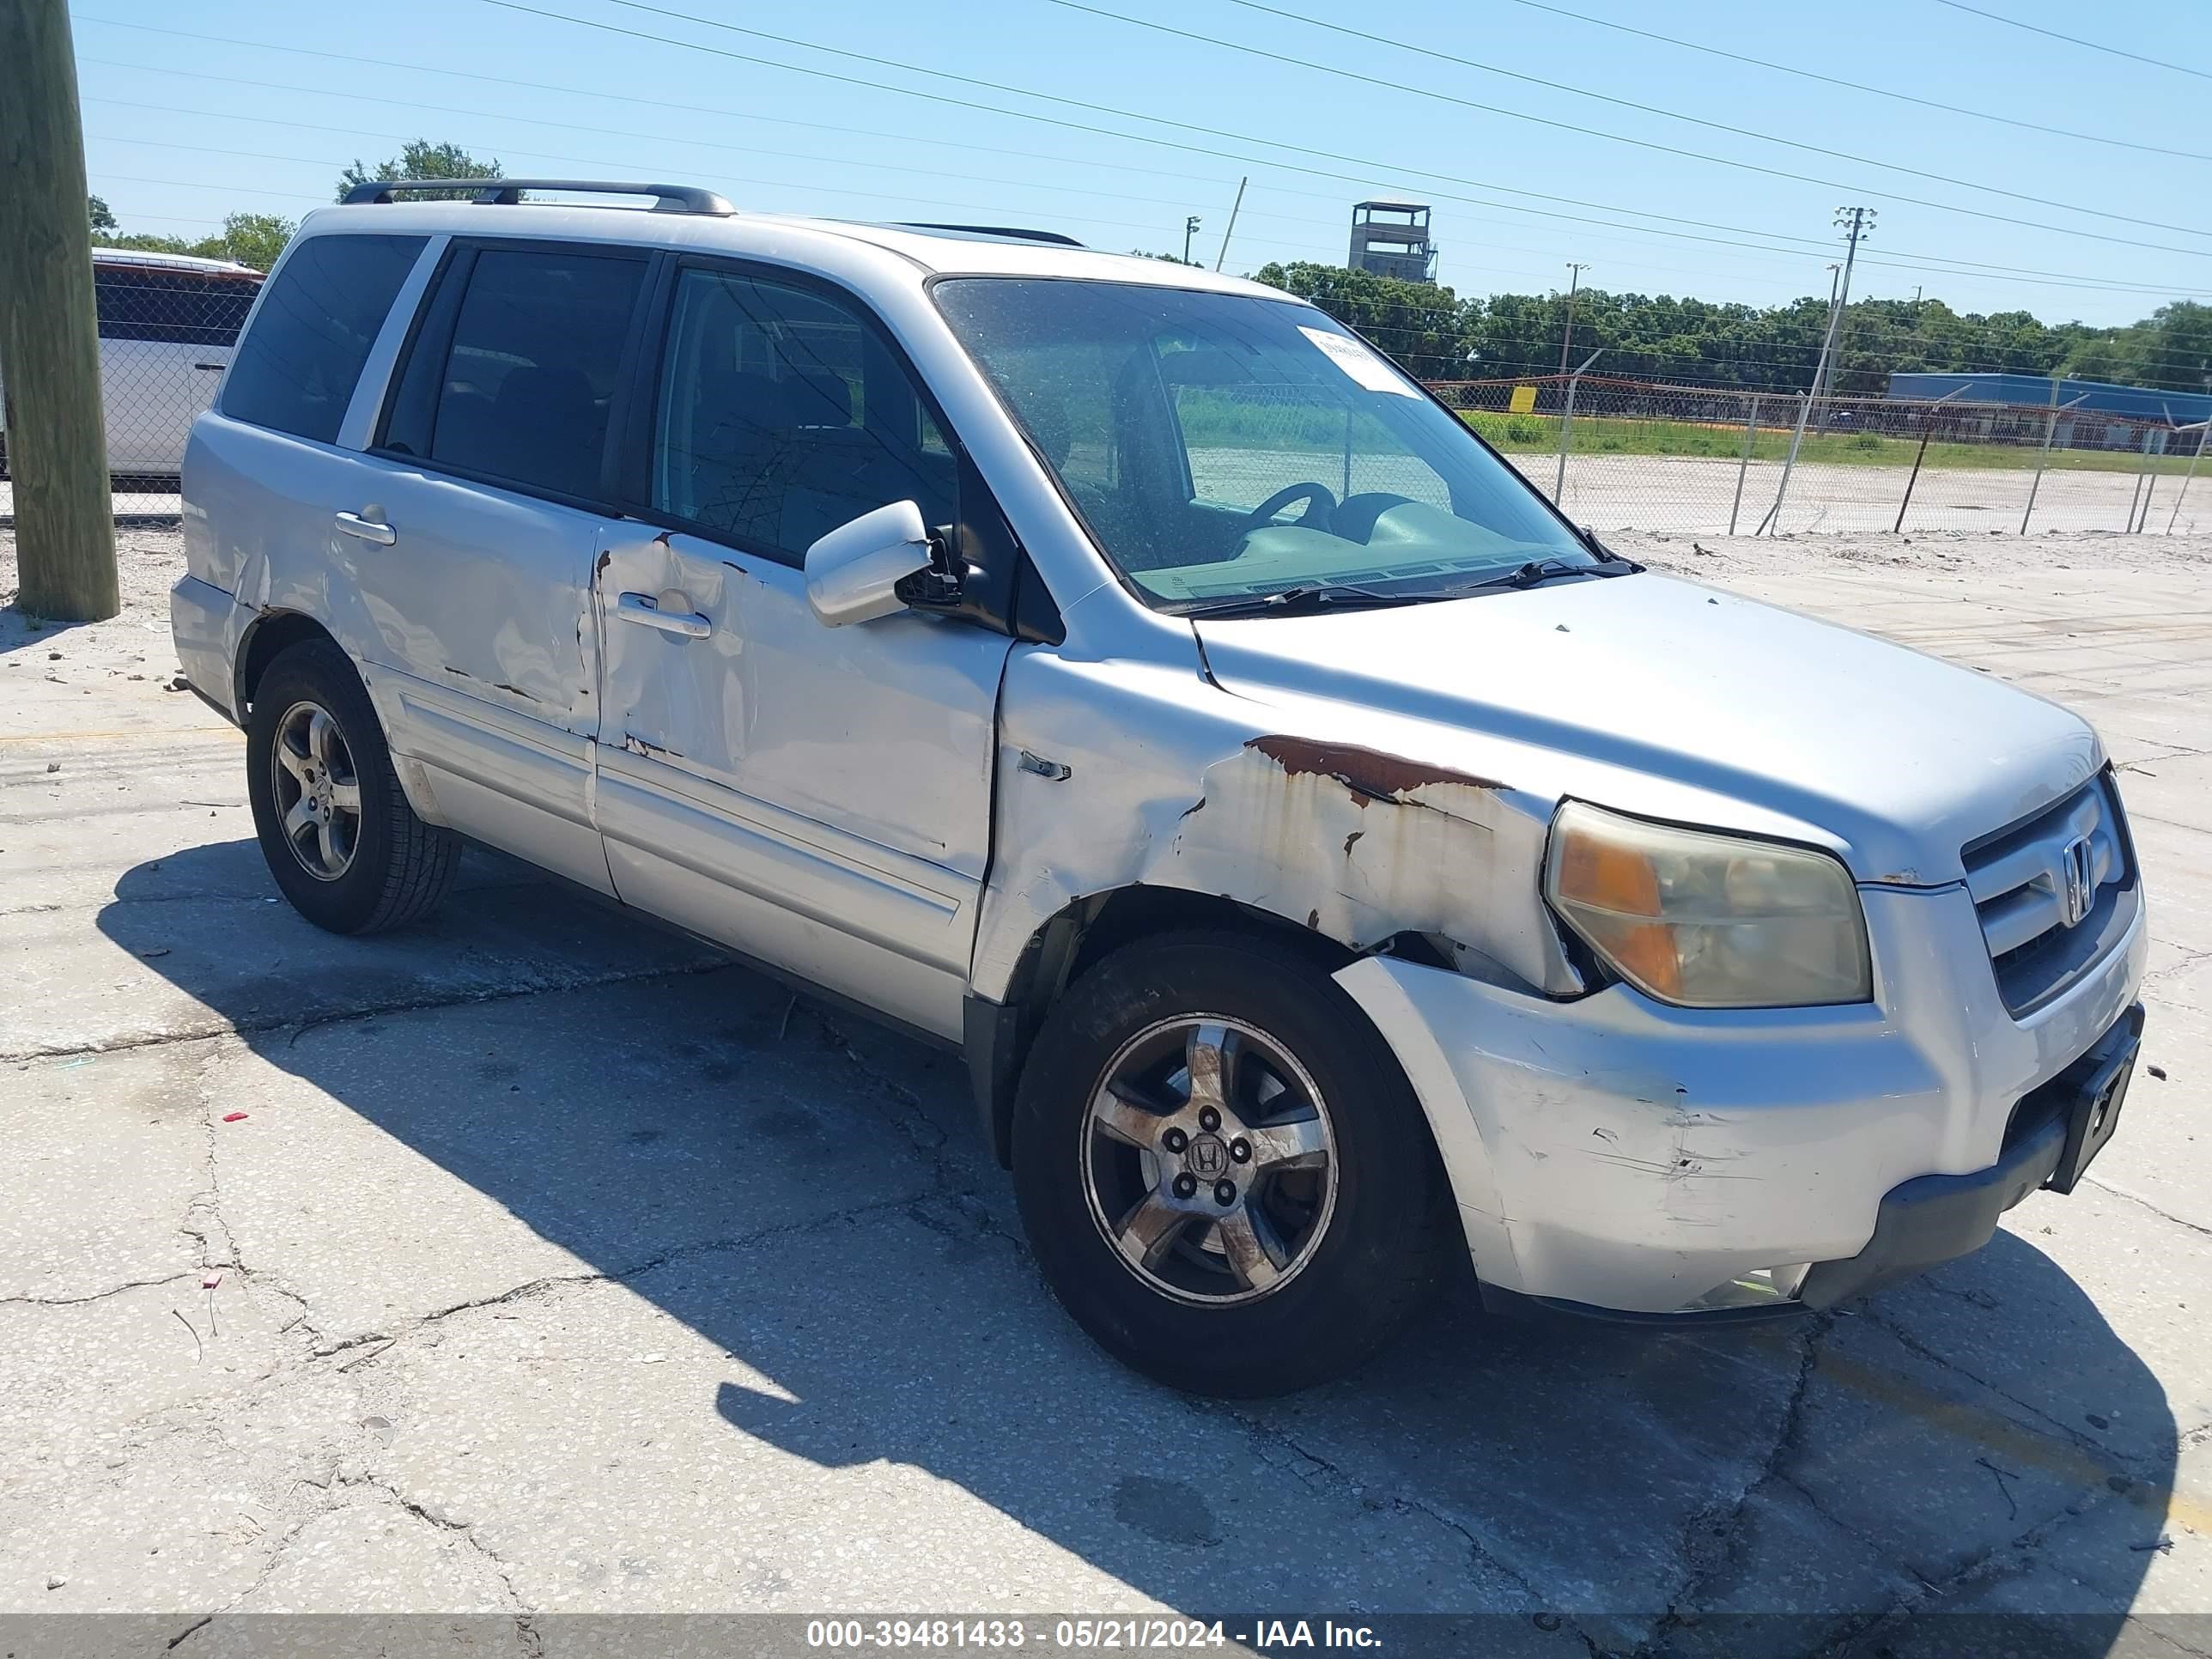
top-left (1012, 929), bottom-right (1457, 1396)
top-left (245, 638), bottom-right (459, 934)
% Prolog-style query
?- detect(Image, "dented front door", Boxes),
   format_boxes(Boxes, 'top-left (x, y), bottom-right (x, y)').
top-left (590, 523), bottom-right (1009, 1039)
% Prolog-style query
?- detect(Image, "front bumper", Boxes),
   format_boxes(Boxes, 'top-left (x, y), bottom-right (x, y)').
top-left (1334, 878), bottom-right (2148, 1316)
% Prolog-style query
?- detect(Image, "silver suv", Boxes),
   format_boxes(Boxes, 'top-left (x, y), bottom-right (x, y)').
top-left (172, 179), bottom-right (2147, 1395)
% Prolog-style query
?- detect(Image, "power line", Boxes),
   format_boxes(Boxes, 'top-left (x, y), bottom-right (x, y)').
top-left (72, 18), bottom-right (1235, 191)
top-left (71, 31), bottom-right (2212, 306)
top-left (1482, 0), bottom-right (2212, 162)
top-left (1931, 0), bottom-right (2212, 83)
top-left (81, 112), bottom-right (1243, 222)
top-left (1072, 0), bottom-right (2212, 235)
top-left (530, 0), bottom-right (2212, 258)
top-left (77, 21), bottom-right (2212, 300)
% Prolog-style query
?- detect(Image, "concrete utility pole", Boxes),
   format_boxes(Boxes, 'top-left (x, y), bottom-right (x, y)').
top-left (1182, 216), bottom-right (1200, 264)
top-left (0, 0), bottom-right (118, 621)
top-left (1812, 206), bottom-right (1874, 409)
top-left (1213, 179), bottom-right (1246, 272)
top-left (1556, 263), bottom-right (1588, 380)
top-left (1761, 208), bottom-right (1875, 533)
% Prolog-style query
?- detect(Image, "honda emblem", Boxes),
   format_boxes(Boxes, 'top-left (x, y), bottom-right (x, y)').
top-left (2059, 835), bottom-right (2095, 928)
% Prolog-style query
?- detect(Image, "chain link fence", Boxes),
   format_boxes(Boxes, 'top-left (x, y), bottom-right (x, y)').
top-left (0, 254), bottom-right (261, 521)
top-left (1428, 374), bottom-right (2212, 538)
top-left (9, 277), bottom-right (2211, 540)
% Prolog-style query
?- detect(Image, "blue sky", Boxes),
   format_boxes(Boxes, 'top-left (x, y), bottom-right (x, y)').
top-left (71, 0), bottom-right (2212, 335)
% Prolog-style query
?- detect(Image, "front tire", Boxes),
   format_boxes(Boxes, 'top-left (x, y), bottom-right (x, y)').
top-left (1012, 930), bottom-right (1457, 1396)
top-left (245, 638), bottom-right (459, 934)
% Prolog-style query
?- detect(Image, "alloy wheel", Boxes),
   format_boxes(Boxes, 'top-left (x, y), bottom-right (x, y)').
top-left (1080, 1015), bottom-right (1339, 1306)
top-left (269, 699), bottom-right (362, 881)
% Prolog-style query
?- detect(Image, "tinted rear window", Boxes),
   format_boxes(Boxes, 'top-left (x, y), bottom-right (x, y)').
top-left (420, 247), bottom-right (646, 497)
top-left (222, 234), bottom-right (426, 445)
top-left (95, 268), bottom-right (260, 346)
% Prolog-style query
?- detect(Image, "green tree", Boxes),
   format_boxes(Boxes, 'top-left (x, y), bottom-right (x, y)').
top-left (1252, 260), bottom-right (1473, 380)
top-left (207, 212), bottom-right (295, 272)
top-left (89, 211), bottom-right (298, 272)
top-left (337, 140), bottom-right (501, 202)
top-left (88, 194), bottom-right (116, 232)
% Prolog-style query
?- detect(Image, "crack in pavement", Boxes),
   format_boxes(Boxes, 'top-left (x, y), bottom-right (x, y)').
top-left (0, 1269), bottom-right (218, 1309)
top-left (299, 1191), bottom-right (939, 1367)
top-left (2084, 1173), bottom-right (2212, 1240)
top-left (0, 956), bottom-right (741, 1065)
top-left (348, 1472), bottom-right (532, 1606)
top-left (1652, 1314), bottom-right (1830, 1643)
top-left (1197, 1396), bottom-right (1599, 1649)
top-left (1858, 1304), bottom-right (2115, 1458)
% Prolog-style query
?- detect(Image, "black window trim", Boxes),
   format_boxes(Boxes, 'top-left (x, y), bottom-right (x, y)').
top-left (216, 232), bottom-right (428, 447)
top-left (617, 252), bottom-right (1056, 641)
top-left (617, 252), bottom-right (972, 576)
top-left (366, 234), bottom-right (659, 517)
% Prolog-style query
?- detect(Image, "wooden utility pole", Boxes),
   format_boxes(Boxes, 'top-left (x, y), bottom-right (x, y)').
top-left (0, 0), bottom-right (119, 621)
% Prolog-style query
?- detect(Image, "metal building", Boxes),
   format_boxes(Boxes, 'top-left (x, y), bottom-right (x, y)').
top-left (1347, 202), bottom-right (1437, 284)
top-left (1887, 371), bottom-right (2212, 423)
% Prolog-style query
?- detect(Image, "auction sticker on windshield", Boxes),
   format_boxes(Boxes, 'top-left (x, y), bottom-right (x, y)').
top-left (1297, 325), bottom-right (1416, 396)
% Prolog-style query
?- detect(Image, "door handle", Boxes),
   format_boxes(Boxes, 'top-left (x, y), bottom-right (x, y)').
top-left (616, 592), bottom-right (711, 639)
top-left (193, 362), bottom-right (226, 372)
top-left (333, 510), bottom-right (397, 545)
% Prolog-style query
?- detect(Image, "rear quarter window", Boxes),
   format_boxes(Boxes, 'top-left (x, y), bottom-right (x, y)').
top-left (94, 268), bottom-right (261, 347)
top-left (221, 234), bottom-right (427, 445)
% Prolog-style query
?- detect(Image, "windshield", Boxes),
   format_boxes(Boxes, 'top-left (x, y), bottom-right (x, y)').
top-left (933, 277), bottom-right (1595, 609)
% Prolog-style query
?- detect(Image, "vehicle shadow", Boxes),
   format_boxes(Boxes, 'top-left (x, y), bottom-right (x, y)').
top-left (99, 841), bottom-right (2177, 1651)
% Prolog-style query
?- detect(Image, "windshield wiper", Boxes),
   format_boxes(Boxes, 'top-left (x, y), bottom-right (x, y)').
top-left (1443, 556), bottom-right (1641, 598)
top-left (1179, 582), bottom-right (1426, 618)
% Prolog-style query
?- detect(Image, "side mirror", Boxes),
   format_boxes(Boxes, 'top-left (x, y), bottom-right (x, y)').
top-left (804, 500), bottom-right (934, 627)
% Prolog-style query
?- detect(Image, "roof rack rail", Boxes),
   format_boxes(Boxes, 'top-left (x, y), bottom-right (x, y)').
top-left (340, 179), bottom-right (735, 216)
top-left (896, 222), bottom-right (1085, 247)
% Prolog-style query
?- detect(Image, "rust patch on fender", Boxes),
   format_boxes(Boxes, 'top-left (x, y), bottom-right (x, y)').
top-left (1244, 736), bottom-right (1504, 803)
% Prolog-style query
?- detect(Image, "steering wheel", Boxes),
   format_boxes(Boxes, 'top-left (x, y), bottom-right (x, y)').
top-left (1237, 482), bottom-right (1338, 537)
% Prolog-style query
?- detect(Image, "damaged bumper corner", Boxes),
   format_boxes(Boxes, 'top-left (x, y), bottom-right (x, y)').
top-left (169, 574), bottom-right (250, 726)
top-left (1334, 879), bottom-right (2148, 1319)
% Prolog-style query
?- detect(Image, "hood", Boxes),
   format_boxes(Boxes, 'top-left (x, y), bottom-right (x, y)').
top-left (1193, 573), bottom-right (2100, 887)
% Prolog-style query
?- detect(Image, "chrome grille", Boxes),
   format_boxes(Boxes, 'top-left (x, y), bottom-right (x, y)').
top-left (1962, 775), bottom-right (2136, 1017)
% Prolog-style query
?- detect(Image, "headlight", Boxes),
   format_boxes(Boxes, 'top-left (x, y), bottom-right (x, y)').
top-left (1544, 801), bottom-right (1871, 1008)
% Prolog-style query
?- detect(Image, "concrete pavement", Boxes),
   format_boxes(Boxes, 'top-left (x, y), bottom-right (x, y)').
top-left (3, 526), bottom-right (2209, 1657)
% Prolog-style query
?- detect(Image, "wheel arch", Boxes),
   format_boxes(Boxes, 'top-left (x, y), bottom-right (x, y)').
top-left (234, 609), bottom-right (342, 720)
top-left (965, 884), bottom-right (1370, 1169)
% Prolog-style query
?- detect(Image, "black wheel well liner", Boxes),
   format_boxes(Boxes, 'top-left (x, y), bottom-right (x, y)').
top-left (235, 611), bottom-right (340, 716)
top-left (964, 885), bottom-right (1357, 1168)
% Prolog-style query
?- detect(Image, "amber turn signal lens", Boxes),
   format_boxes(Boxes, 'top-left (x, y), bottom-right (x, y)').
top-left (1556, 834), bottom-right (1661, 917)
top-left (1553, 832), bottom-right (1681, 997)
